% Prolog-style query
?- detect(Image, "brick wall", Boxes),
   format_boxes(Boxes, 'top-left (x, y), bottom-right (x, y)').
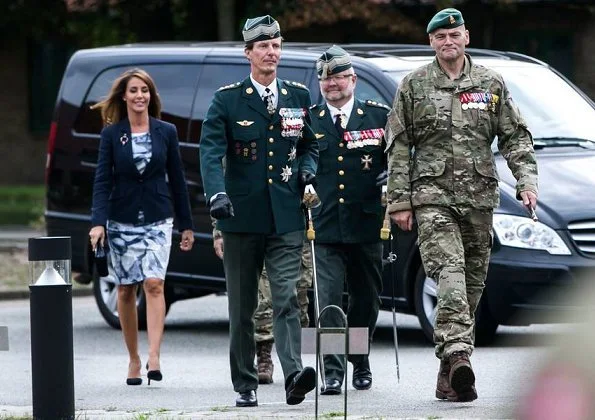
top-left (0, 40), bottom-right (46, 185)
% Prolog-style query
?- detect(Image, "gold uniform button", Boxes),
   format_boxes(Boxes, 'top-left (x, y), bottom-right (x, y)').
top-left (268, 179), bottom-right (273, 184)
top-left (268, 151), bottom-right (274, 157)
top-left (339, 184), bottom-right (345, 190)
top-left (339, 170), bottom-right (345, 176)
top-left (269, 138), bottom-right (274, 143)
top-left (338, 156), bottom-right (344, 162)
top-left (339, 198), bottom-right (345, 204)
top-left (269, 125), bottom-right (274, 130)
top-left (268, 165), bottom-right (273, 170)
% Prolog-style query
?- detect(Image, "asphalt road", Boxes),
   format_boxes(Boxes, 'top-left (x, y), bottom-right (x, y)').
top-left (0, 294), bottom-right (567, 419)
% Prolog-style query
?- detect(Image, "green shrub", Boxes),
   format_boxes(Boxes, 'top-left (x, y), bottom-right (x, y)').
top-left (0, 185), bottom-right (45, 226)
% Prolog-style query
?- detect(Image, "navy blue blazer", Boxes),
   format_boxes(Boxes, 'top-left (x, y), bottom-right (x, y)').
top-left (91, 117), bottom-right (193, 231)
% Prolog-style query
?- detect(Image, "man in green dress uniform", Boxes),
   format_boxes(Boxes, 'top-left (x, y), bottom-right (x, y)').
top-left (199, 15), bottom-right (319, 407)
top-left (309, 45), bottom-right (388, 395)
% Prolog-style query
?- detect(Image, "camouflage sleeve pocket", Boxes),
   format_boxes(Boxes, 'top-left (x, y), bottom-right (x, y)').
top-left (384, 109), bottom-right (405, 152)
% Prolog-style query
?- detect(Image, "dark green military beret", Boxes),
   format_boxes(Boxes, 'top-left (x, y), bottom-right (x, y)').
top-left (242, 15), bottom-right (282, 43)
top-left (316, 45), bottom-right (352, 79)
top-left (426, 8), bottom-right (465, 34)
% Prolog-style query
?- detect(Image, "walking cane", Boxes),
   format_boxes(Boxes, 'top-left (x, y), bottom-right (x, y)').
top-left (380, 185), bottom-right (400, 383)
top-left (302, 185), bottom-right (326, 386)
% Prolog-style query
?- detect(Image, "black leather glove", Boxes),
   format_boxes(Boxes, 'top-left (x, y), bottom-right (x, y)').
top-left (376, 169), bottom-right (388, 187)
top-left (300, 171), bottom-right (316, 188)
top-left (210, 194), bottom-right (234, 220)
top-left (299, 171), bottom-right (317, 196)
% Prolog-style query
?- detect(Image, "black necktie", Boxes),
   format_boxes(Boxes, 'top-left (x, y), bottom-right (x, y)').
top-left (263, 88), bottom-right (275, 115)
top-left (334, 113), bottom-right (345, 138)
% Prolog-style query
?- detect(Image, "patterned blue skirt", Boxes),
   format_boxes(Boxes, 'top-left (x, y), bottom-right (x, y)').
top-left (106, 218), bottom-right (173, 285)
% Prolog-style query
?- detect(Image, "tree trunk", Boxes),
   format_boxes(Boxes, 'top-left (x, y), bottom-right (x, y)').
top-left (217, 0), bottom-right (236, 41)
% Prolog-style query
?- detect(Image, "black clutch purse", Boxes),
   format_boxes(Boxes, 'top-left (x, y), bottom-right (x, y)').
top-left (94, 245), bottom-right (109, 277)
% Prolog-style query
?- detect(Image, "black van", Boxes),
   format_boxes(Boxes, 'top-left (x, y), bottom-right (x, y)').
top-left (46, 42), bottom-right (595, 343)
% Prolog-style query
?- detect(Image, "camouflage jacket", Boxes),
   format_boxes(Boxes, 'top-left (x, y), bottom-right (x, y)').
top-left (385, 55), bottom-right (538, 212)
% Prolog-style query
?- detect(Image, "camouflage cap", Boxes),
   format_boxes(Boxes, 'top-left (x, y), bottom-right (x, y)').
top-left (242, 15), bottom-right (282, 43)
top-left (316, 45), bottom-right (352, 79)
top-left (426, 8), bottom-right (465, 34)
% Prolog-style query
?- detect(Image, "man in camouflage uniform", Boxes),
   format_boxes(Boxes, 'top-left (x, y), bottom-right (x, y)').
top-left (199, 15), bottom-right (318, 407)
top-left (212, 227), bottom-right (312, 384)
top-left (385, 8), bottom-right (538, 402)
top-left (310, 46), bottom-right (388, 395)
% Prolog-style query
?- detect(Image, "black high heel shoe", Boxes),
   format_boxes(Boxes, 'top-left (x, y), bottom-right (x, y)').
top-left (126, 377), bottom-right (142, 386)
top-left (146, 362), bottom-right (163, 385)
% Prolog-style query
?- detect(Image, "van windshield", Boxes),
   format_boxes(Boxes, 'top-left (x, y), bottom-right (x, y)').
top-left (385, 65), bottom-right (595, 143)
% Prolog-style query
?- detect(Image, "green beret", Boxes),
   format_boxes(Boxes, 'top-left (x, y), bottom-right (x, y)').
top-left (242, 15), bottom-right (281, 43)
top-left (426, 8), bottom-right (464, 34)
top-left (316, 45), bottom-right (352, 79)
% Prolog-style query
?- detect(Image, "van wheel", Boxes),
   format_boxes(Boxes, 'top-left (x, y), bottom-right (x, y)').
top-left (413, 265), bottom-right (437, 343)
top-left (92, 266), bottom-right (171, 330)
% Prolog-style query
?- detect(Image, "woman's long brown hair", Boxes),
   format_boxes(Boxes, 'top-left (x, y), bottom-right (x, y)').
top-left (91, 68), bottom-right (162, 126)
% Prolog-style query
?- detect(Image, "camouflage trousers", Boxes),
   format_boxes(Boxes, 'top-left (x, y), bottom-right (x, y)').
top-left (254, 241), bottom-right (313, 343)
top-left (415, 205), bottom-right (493, 360)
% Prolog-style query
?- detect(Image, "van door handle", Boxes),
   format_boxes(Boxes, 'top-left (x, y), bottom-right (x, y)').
top-left (81, 161), bottom-right (98, 168)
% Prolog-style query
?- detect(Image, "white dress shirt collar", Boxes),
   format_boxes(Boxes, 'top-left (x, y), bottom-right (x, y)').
top-left (326, 96), bottom-right (355, 122)
top-left (250, 75), bottom-right (278, 107)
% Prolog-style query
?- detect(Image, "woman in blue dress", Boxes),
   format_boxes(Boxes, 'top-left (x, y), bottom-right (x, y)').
top-left (88, 68), bottom-right (194, 385)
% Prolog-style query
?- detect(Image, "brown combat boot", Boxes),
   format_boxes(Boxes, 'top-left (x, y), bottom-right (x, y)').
top-left (435, 358), bottom-right (457, 400)
top-left (257, 340), bottom-right (274, 384)
top-left (448, 351), bottom-right (478, 402)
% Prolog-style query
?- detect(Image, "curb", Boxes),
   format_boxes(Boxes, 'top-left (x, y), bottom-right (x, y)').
top-left (0, 287), bottom-right (93, 301)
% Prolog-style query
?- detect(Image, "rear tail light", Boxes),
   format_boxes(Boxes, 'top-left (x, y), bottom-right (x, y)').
top-left (45, 121), bottom-right (58, 183)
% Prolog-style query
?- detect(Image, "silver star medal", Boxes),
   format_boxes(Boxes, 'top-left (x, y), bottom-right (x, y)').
top-left (281, 165), bottom-right (292, 182)
top-left (288, 146), bottom-right (296, 161)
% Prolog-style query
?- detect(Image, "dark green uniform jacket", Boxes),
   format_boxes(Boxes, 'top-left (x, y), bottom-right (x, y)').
top-left (310, 98), bottom-right (389, 243)
top-left (200, 77), bottom-right (319, 234)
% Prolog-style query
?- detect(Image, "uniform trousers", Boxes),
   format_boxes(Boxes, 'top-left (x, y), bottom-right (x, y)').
top-left (314, 242), bottom-right (383, 381)
top-left (415, 205), bottom-right (493, 360)
top-left (222, 230), bottom-right (304, 392)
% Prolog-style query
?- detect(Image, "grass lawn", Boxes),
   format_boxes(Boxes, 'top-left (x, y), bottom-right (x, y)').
top-left (0, 185), bottom-right (45, 226)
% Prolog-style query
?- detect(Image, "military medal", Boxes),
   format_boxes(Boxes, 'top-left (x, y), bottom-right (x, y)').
top-left (288, 146), bottom-right (296, 161)
top-left (343, 128), bottom-right (384, 149)
top-left (280, 108), bottom-right (306, 137)
top-left (281, 165), bottom-right (292, 182)
top-left (339, 113), bottom-right (348, 129)
top-left (361, 154), bottom-right (373, 170)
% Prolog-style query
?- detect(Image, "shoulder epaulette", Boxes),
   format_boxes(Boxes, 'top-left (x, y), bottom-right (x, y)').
top-left (217, 81), bottom-right (242, 91)
top-left (365, 99), bottom-right (391, 110)
top-left (285, 80), bottom-right (308, 90)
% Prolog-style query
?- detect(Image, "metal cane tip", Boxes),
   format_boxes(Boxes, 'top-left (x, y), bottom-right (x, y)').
top-left (302, 185), bottom-right (321, 209)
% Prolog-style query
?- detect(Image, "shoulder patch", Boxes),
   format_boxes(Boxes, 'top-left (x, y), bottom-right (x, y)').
top-left (285, 80), bottom-right (308, 90)
top-left (217, 81), bottom-right (242, 91)
top-left (365, 99), bottom-right (391, 110)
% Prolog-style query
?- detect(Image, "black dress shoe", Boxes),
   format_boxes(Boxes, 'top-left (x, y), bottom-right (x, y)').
top-left (285, 366), bottom-right (316, 405)
top-left (352, 360), bottom-right (372, 390)
top-left (320, 378), bottom-right (342, 395)
top-left (236, 390), bottom-right (258, 407)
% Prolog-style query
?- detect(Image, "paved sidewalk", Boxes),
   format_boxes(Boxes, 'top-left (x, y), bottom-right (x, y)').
top-left (0, 225), bottom-right (45, 249)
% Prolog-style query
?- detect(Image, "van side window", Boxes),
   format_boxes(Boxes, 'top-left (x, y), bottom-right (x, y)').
top-left (188, 63), bottom-right (309, 143)
top-left (74, 65), bottom-right (199, 140)
top-left (355, 77), bottom-right (386, 104)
